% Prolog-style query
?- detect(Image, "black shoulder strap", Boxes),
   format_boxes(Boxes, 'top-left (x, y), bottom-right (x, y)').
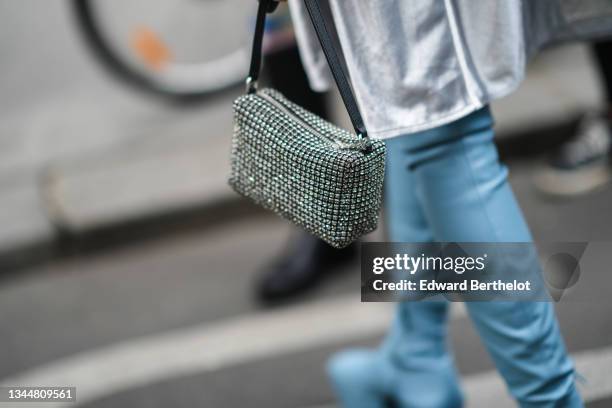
top-left (247, 0), bottom-right (368, 138)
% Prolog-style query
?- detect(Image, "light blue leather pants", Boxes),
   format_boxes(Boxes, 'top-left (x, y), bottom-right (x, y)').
top-left (328, 107), bottom-right (583, 408)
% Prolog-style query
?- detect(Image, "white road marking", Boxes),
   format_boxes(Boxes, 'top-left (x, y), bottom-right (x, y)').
top-left (3, 298), bottom-right (609, 407)
top-left (0, 295), bottom-right (397, 406)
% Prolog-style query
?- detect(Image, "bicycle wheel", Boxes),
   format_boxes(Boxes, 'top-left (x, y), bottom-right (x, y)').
top-left (72, 0), bottom-right (253, 101)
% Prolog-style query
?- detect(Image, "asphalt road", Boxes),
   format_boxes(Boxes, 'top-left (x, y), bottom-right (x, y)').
top-left (1, 159), bottom-right (612, 407)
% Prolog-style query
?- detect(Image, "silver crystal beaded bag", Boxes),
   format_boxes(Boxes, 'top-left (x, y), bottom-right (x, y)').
top-left (229, 0), bottom-right (385, 248)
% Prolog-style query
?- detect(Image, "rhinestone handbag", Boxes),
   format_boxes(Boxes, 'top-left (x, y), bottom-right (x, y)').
top-left (229, 0), bottom-right (385, 248)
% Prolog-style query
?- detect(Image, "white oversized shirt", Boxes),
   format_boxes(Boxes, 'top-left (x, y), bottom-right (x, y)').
top-left (288, 0), bottom-right (612, 139)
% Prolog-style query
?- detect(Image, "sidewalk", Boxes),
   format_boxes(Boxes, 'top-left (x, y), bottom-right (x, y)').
top-left (0, 13), bottom-right (604, 269)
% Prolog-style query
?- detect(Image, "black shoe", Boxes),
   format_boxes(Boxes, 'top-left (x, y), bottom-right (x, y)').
top-left (534, 112), bottom-right (612, 196)
top-left (255, 232), bottom-right (357, 302)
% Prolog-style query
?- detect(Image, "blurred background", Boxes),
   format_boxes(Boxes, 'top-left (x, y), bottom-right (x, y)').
top-left (1, 1), bottom-right (611, 407)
